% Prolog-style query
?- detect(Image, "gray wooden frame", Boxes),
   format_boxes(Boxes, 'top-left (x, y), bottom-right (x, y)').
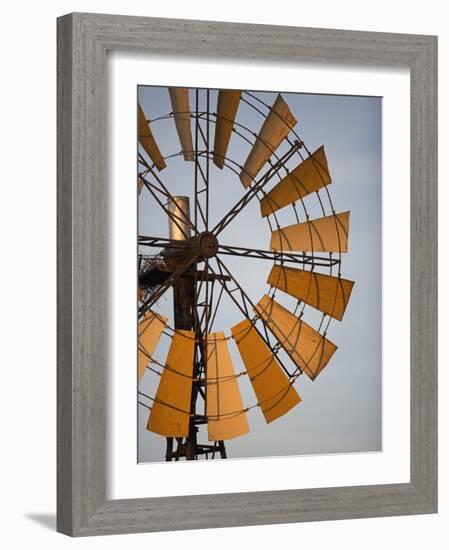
top-left (57, 12), bottom-right (437, 536)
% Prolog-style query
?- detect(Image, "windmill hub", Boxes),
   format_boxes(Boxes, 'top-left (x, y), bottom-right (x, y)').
top-left (197, 231), bottom-right (219, 258)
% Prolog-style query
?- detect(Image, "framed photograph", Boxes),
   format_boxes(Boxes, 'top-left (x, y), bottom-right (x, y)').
top-left (57, 12), bottom-right (437, 536)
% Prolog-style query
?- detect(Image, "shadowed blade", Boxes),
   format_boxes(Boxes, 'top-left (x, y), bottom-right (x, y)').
top-left (260, 145), bottom-right (331, 217)
top-left (213, 90), bottom-right (241, 168)
top-left (271, 211), bottom-right (350, 253)
top-left (240, 94), bottom-right (297, 187)
top-left (169, 87), bottom-right (194, 161)
top-left (147, 330), bottom-right (195, 437)
top-left (268, 265), bottom-right (354, 321)
top-left (138, 310), bottom-right (168, 382)
top-left (254, 295), bottom-right (337, 380)
top-left (232, 318), bottom-right (301, 423)
top-left (206, 332), bottom-right (249, 441)
top-left (138, 103), bottom-right (166, 171)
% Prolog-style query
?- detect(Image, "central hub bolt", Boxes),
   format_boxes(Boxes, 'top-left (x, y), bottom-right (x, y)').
top-left (198, 231), bottom-right (219, 258)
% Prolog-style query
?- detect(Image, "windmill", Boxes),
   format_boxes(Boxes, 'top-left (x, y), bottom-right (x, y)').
top-left (137, 87), bottom-right (354, 461)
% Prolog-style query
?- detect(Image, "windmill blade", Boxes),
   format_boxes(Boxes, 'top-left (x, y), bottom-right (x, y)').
top-left (138, 103), bottom-right (166, 171)
top-left (168, 87), bottom-right (194, 161)
top-left (260, 145), bottom-right (331, 217)
top-left (146, 330), bottom-right (195, 437)
top-left (206, 332), bottom-right (249, 441)
top-left (232, 319), bottom-right (301, 423)
top-left (267, 265), bottom-right (354, 321)
top-left (213, 90), bottom-right (241, 169)
top-left (240, 94), bottom-right (297, 187)
top-left (138, 310), bottom-right (168, 382)
top-left (254, 295), bottom-right (337, 380)
top-left (271, 211), bottom-right (350, 253)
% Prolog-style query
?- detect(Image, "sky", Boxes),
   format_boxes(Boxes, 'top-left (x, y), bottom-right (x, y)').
top-left (137, 85), bottom-right (382, 463)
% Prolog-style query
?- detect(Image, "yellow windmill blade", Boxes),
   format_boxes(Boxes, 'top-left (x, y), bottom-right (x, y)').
top-left (267, 265), bottom-right (354, 321)
top-left (206, 332), bottom-right (250, 441)
top-left (232, 318), bottom-right (301, 423)
top-left (138, 309), bottom-right (167, 382)
top-left (138, 103), bottom-right (166, 171)
top-left (260, 145), bottom-right (331, 217)
top-left (240, 94), bottom-right (297, 187)
top-left (213, 90), bottom-right (241, 169)
top-left (271, 211), bottom-right (350, 253)
top-left (168, 87), bottom-right (194, 161)
top-left (254, 295), bottom-right (337, 380)
top-left (147, 330), bottom-right (195, 437)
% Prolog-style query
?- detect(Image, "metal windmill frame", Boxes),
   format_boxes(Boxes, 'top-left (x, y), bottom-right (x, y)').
top-left (137, 85), bottom-right (346, 461)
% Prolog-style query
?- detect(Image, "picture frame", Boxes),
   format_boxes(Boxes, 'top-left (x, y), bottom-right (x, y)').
top-left (57, 12), bottom-right (437, 536)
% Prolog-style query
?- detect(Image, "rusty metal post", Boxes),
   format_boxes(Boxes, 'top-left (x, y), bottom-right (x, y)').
top-left (167, 197), bottom-right (197, 460)
top-left (167, 197), bottom-right (194, 330)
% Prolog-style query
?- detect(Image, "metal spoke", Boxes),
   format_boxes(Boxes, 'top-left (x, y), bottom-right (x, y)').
top-left (210, 258), bottom-right (294, 377)
top-left (193, 89), bottom-right (211, 234)
top-left (211, 142), bottom-right (300, 236)
top-left (208, 278), bottom-right (225, 332)
top-left (139, 156), bottom-right (197, 235)
top-left (194, 89), bottom-right (199, 234)
top-left (140, 177), bottom-right (192, 240)
top-left (138, 253), bottom-right (198, 318)
top-left (205, 89), bottom-right (210, 232)
top-left (138, 235), bottom-right (191, 250)
top-left (218, 244), bottom-right (340, 269)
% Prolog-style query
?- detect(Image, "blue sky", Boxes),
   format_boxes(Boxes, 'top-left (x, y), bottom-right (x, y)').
top-left (137, 86), bottom-right (382, 462)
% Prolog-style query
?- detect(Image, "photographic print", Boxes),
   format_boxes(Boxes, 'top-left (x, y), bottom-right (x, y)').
top-left (137, 86), bottom-right (381, 463)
